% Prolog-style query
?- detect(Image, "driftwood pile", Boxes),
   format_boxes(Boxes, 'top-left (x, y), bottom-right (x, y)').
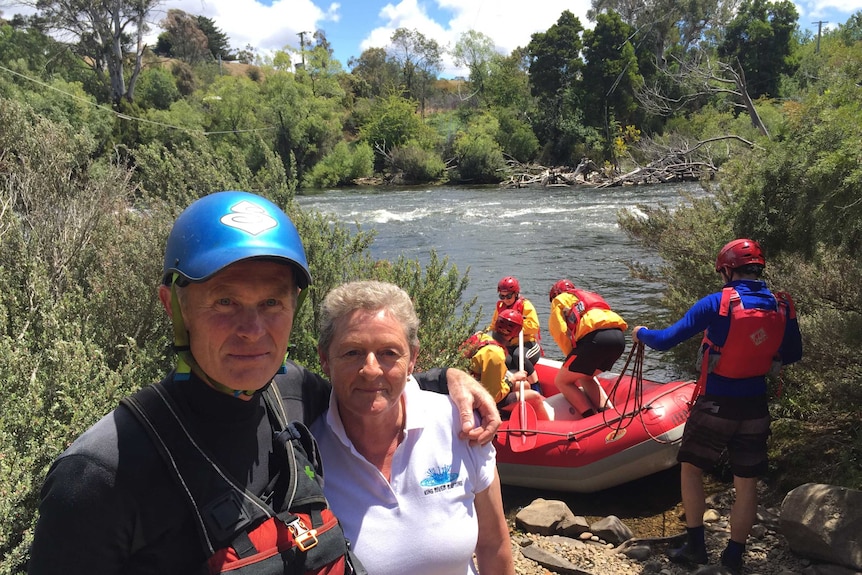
top-left (500, 135), bottom-right (755, 189)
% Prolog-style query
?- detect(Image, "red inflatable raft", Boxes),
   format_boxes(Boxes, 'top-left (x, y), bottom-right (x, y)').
top-left (494, 358), bottom-right (696, 492)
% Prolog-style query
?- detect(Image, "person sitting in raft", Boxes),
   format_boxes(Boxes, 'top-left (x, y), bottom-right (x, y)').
top-left (548, 279), bottom-right (627, 419)
top-left (464, 309), bottom-right (550, 420)
top-left (311, 280), bottom-right (515, 575)
top-left (487, 276), bottom-right (543, 363)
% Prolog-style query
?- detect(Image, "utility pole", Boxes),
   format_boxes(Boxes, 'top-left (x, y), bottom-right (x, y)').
top-left (298, 31), bottom-right (311, 69)
top-left (813, 20), bottom-right (828, 53)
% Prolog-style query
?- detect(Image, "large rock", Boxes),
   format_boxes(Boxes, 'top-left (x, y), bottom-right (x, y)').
top-left (589, 515), bottom-right (634, 545)
top-left (780, 483), bottom-right (862, 571)
top-left (515, 498), bottom-right (590, 537)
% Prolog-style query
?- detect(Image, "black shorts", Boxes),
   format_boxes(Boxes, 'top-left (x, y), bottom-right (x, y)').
top-left (506, 340), bottom-right (542, 364)
top-left (562, 328), bottom-right (626, 374)
top-left (677, 395), bottom-right (771, 478)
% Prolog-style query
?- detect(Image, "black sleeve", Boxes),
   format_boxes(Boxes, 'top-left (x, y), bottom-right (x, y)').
top-left (414, 368), bottom-right (450, 395)
top-left (273, 362), bottom-right (333, 424)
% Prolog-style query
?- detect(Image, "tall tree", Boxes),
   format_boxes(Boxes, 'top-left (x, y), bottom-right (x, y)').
top-left (30, 0), bottom-right (160, 105)
top-left (484, 47), bottom-right (533, 111)
top-left (718, 0), bottom-right (799, 99)
top-left (196, 15), bottom-right (233, 61)
top-left (589, 0), bottom-right (741, 65)
top-left (388, 27), bottom-right (442, 116)
top-left (452, 29), bottom-right (496, 104)
top-left (527, 10), bottom-right (584, 102)
top-left (159, 9), bottom-right (209, 64)
top-left (582, 11), bottom-right (643, 134)
top-left (349, 47), bottom-right (401, 98)
top-left (527, 10), bottom-right (596, 164)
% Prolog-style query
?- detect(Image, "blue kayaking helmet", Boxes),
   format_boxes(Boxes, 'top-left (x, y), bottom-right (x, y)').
top-left (163, 191), bottom-right (311, 289)
top-left (163, 192), bottom-right (311, 394)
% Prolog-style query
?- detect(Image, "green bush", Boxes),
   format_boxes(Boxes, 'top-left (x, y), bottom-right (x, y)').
top-left (301, 140), bottom-right (374, 189)
top-left (0, 96), bottom-right (482, 575)
top-left (453, 117), bottom-right (506, 184)
top-left (135, 66), bottom-right (181, 110)
top-left (388, 142), bottom-right (446, 184)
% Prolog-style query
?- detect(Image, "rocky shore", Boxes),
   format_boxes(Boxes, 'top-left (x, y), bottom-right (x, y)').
top-left (506, 486), bottom-right (826, 575)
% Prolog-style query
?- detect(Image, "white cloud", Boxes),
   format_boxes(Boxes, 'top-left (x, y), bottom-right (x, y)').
top-left (360, 0), bottom-right (592, 77)
top-left (149, 0), bottom-right (329, 54)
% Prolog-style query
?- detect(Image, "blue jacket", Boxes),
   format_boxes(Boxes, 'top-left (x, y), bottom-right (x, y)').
top-left (637, 280), bottom-right (802, 397)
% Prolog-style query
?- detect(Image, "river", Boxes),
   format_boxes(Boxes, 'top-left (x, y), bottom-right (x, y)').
top-left (297, 181), bottom-right (707, 381)
top-left (298, 181), bottom-right (718, 522)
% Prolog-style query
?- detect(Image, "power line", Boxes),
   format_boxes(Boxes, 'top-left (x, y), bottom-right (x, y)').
top-left (0, 62), bottom-right (276, 136)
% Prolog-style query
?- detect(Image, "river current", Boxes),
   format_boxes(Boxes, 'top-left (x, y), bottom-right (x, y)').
top-left (297, 182), bottom-right (708, 381)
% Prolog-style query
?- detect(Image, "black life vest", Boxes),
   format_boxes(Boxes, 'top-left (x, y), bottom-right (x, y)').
top-left (121, 382), bottom-right (365, 575)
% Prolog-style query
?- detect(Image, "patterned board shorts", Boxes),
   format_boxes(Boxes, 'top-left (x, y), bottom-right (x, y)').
top-left (677, 396), bottom-right (771, 478)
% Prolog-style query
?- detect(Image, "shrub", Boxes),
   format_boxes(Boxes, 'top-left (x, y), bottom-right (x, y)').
top-left (388, 142), bottom-right (446, 184)
top-left (301, 141), bottom-right (374, 189)
top-left (453, 128), bottom-right (506, 184)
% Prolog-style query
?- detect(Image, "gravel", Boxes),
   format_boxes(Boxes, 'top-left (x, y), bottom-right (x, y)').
top-left (507, 486), bottom-right (812, 575)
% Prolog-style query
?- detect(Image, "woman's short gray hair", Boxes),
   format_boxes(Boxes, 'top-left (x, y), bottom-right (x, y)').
top-left (318, 280), bottom-right (420, 353)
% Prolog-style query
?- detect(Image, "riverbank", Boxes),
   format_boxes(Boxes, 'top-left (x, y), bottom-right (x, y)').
top-left (506, 480), bottom-right (810, 575)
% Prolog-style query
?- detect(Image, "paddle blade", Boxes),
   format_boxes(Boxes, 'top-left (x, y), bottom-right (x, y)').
top-left (508, 401), bottom-right (538, 452)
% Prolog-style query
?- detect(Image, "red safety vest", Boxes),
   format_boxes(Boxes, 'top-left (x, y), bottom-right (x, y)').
top-left (496, 296), bottom-right (526, 316)
top-left (563, 289), bottom-right (612, 348)
top-left (695, 287), bottom-right (795, 393)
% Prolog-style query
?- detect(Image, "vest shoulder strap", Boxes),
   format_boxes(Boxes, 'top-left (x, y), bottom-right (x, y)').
top-left (718, 286), bottom-right (740, 316)
top-left (121, 383), bottom-right (275, 554)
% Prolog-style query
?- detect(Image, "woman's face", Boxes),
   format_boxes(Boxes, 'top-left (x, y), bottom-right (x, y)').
top-left (319, 308), bottom-right (418, 422)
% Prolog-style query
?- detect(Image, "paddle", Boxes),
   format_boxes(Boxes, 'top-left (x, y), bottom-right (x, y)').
top-left (509, 330), bottom-right (538, 452)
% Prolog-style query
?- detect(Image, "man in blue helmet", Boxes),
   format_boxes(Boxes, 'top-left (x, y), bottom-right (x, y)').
top-left (28, 191), bottom-right (500, 575)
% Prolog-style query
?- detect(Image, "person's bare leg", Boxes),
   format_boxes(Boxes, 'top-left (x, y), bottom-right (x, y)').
top-left (680, 462), bottom-right (706, 527)
top-left (667, 462), bottom-right (708, 565)
top-left (582, 374), bottom-right (614, 411)
top-left (553, 369), bottom-right (593, 415)
top-left (729, 475), bottom-right (757, 543)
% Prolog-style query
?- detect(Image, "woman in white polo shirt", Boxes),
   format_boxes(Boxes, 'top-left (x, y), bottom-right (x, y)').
top-left (311, 280), bottom-right (514, 575)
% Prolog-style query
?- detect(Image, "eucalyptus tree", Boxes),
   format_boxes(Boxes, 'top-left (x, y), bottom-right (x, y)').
top-left (718, 0), bottom-right (799, 99)
top-left (388, 27), bottom-right (442, 116)
top-left (349, 46), bottom-right (401, 98)
top-left (589, 0), bottom-right (740, 65)
top-left (484, 47), bottom-right (533, 112)
top-left (27, 0), bottom-right (161, 105)
top-left (452, 29), bottom-right (496, 105)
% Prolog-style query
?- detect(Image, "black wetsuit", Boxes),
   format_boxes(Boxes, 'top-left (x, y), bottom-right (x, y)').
top-left (27, 362), bottom-right (450, 575)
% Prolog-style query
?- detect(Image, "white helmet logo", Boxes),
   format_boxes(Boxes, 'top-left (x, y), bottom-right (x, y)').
top-left (220, 200), bottom-right (278, 235)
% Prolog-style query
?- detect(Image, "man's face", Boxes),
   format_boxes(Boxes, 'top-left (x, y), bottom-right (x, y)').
top-left (164, 260), bottom-right (298, 394)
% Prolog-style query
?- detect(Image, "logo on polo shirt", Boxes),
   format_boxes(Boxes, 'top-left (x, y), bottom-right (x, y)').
top-left (420, 465), bottom-right (463, 495)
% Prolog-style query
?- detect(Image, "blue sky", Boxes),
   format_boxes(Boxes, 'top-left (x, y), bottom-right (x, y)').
top-left (3, 0), bottom-right (861, 76)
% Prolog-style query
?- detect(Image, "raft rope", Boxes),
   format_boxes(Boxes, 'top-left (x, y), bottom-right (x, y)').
top-left (604, 342), bottom-right (685, 445)
top-left (503, 343), bottom-right (691, 443)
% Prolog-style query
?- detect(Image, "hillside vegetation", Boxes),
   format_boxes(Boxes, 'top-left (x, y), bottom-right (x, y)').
top-left (2, 4), bottom-right (862, 573)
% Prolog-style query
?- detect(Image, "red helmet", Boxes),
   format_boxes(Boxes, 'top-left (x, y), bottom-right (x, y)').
top-left (715, 239), bottom-right (765, 274)
top-left (497, 276), bottom-right (520, 294)
top-left (549, 279), bottom-right (576, 302)
top-left (495, 309), bottom-right (523, 338)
